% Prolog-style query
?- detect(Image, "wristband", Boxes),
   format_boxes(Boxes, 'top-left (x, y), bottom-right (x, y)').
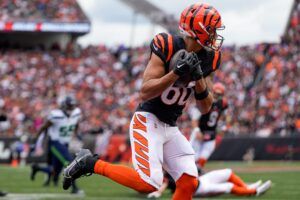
top-left (194, 88), bottom-right (209, 100)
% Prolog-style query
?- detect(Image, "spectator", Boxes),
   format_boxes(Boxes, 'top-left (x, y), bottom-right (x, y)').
top-left (0, 0), bottom-right (88, 22)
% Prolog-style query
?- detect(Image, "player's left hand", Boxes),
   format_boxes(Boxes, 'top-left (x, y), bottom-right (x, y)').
top-left (147, 191), bottom-right (162, 199)
top-left (189, 53), bottom-right (203, 81)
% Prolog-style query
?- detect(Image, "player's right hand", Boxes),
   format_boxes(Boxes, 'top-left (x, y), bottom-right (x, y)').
top-left (147, 191), bottom-right (162, 199)
top-left (173, 51), bottom-right (199, 77)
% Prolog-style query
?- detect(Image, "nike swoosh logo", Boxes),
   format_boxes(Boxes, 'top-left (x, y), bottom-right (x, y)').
top-left (177, 63), bottom-right (185, 68)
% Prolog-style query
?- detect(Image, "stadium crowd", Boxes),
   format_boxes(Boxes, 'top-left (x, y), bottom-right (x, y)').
top-left (0, 0), bottom-right (87, 22)
top-left (0, 1), bottom-right (299, 138)
top-left (0, 39), bottom-right (299, 138)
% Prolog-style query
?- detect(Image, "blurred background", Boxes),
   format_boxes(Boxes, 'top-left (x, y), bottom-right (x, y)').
top-left (0, 0), bottom-right (299, 198)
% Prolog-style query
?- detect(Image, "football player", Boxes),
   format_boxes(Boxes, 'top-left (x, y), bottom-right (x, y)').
top-left (147, 169), bottom-right (272, 198)
top-left (63, 3), bottom-right (224, 200)
top-left (189, 82), bottom-right (228, 168)
top-left (30, 96), bottom-right (83, 194)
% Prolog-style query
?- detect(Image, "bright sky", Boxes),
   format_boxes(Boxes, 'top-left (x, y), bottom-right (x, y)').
top-left (77, 0), bottom-right (293, 47)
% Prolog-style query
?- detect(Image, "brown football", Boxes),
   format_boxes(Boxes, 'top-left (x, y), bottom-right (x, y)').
top-left (169, 49), bottom-right (192, 87)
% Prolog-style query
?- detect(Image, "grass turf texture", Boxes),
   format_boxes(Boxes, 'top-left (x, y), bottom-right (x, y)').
top-left (0, 161), bottom-right (299, 200)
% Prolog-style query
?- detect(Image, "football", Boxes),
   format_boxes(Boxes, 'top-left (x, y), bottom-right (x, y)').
top-left (169, 49), bottom-right (193, 87)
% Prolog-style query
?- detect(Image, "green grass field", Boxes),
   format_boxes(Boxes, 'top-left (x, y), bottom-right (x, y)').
top-left (0, 161), bottom-right (300, 200)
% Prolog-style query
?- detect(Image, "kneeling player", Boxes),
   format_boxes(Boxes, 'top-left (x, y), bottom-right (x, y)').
top-left (147, 169), bottom-right (272, 198)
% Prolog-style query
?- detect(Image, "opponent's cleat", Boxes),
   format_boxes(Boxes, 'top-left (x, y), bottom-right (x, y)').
top-left (256, 180), bottom-right (272, 196)
top-left (247, 180), bottom-right (262, 190)
top-left (0, 191), bottom-right (7, 197)
top-left (30, 164), bottom-right (39, 181)
top-left (63, 149), bottom-right (94, 190)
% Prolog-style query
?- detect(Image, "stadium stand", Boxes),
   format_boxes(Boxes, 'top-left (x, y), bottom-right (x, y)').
top-left (0, 0), bottom-right (88, 22)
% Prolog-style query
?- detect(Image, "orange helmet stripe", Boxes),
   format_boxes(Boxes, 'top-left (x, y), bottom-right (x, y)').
top-left (153, 36), bottom-right (161, 49)
top-left (204, 9), bottom-right (217, 27)
top-left (184, 4), bottom-right (196, 28)
top-left (189, 4), bottom-right (204, 31)
top-left (213, 15), bottom-right (221, 27)
top-left (166, 34), bottom-right (173, 62)
top-left (201, 5), bottom-right (213, 27)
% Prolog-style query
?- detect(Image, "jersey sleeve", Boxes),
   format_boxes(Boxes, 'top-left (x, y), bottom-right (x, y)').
top-left (47, 110), bottom-right (63, 124)
top-left (47, 110), bottom-right (57, 124)
top-left (202, 50), bottom-right (222, 77)
top-left (150, 33), bottom-right (174, 64)
top-left (73, 108), bottom-right (82, 122)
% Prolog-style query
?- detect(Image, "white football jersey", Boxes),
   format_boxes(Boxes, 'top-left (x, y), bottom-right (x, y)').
top-left (47, 108), bottom-right (82, 144)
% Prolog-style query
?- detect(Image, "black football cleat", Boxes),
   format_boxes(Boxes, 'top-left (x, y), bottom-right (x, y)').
top-left (30, 163), bottom-right (39, 181)
top-left (63, 149), bottom-right (95, 190)
top-left (0, 191), bottom-right (7, 197)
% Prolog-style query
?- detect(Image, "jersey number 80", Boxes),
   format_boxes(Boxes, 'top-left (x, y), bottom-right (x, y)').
top-left (161, 87), bottom-right (192, 106)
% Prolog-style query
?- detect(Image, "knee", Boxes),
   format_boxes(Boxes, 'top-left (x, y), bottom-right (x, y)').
top-left (176, 173), bottom-right (198, 193)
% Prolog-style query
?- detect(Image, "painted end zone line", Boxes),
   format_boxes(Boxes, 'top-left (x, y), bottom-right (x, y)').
top-left (2, 193), bottom-right (84, 200)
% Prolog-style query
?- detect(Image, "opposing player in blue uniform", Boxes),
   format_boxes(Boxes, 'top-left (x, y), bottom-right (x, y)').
top-left (31, 96), bottom-right (83, 194)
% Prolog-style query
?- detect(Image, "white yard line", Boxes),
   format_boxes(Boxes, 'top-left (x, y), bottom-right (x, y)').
top-left (2, 193), bottom-right (84, 200)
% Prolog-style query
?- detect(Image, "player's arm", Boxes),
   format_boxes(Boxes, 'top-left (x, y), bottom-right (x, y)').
top-left (189, 105), bottom-right (203, 141)
top-left (147, 179), bottom-right (169, 198)
top-left (194, 76), bottom-right (213, 114)
top-left (191, 117), bottom-right (203, 141)
top-left (36, 120), bottom-right (52, 138)
top-left (140, 53), bottom-right (179, 101)
top-left (194, 49), bottom-right (221, 114)
top-left (74, 123), bottom-right (83, 141)
top-left (34, 120), bottom-right (52, 153)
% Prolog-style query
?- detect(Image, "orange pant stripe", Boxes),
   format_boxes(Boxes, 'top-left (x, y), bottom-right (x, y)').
top-left (133, 114), bottom-right (147, 133)
top-left (134, 141), bottom-right (149, 161)
top-left (133, 131), bottom-right (148, 147)
top-left (135, 155), bottom-right (150, 169)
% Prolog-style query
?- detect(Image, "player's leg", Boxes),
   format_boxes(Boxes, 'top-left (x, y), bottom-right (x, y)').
top-left (195, 175), bottom-right (256, 197)
top-left (189, 132), bottom-right (203, 170)
top-left (164, 128), bottom-right (198, 200)
top-left (63, 112), bottom-right (166, 193)
top-left (49, 142), bottom-right (65, 186)
top-left (197, 169), bottom-right (262, 196)
top-left (201, 168), bottom-right (248, 188)
top-left (30, 163), bottom-right (52, 181)
top-left (31, 142), bottom-right (53, 185)
top-left (200, 168), bottom-right (232, 184)
top-left (197, 140), bottom-right (216, 168)
top-left (228, 170), bottom-right (248, 188)
top-left (195, 177), bottom-right (233, 197)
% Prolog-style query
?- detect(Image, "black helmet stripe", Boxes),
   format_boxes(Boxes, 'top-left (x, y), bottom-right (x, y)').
top-left (189, 4), bottom-right (204, 32)
top-left (214, 16), bottom-right (221, 27)
top-left (206, 9), bottom-right (217, 27)
top-left (202, 6), bottom-right (213, 27)
top-left (184, 4), bottom-right (196, 27)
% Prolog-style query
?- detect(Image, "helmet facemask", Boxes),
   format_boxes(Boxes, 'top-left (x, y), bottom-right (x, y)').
top-left (196, 24), bottom-right (225, 51)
